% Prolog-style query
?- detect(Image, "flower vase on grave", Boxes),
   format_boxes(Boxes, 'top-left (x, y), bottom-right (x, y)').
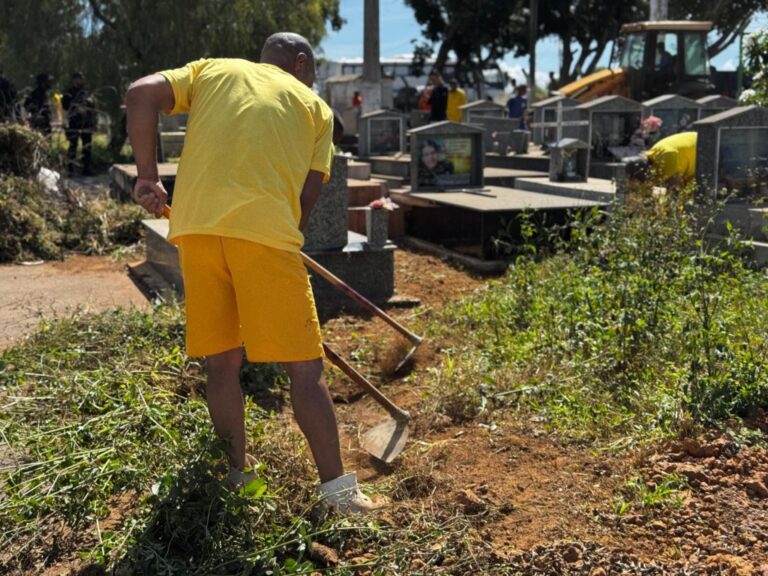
top-left (366, 198), bottom-right (397, 247)
top-left (365, 208), bottom-right (389, 247)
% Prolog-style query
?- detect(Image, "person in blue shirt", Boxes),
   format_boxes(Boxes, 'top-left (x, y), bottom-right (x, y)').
top-left (506, 84), bottom-right (528, 129)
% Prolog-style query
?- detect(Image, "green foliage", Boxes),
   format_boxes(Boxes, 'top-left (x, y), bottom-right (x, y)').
top-left (404, 0), bottom-right (528, 88)
top-left (0, 306), bottom-right (330, 574)
top-left (0, 1), bottom-right (342, 108)
top-left (539, 0), bottom-right (645, 83)
top-left (741, 28), bottom-right (768, 106)
top-left (428, 191), bottom-right (768, 443)
top-left (0, 175), bottom-right (145, 262)
top-left (615, 473), bottom-right (688, 515)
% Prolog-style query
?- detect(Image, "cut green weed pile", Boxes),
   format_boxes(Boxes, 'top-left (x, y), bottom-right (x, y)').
top-left (0, 306), bottom-right (485, 575)
top-left (0, 124), bottom-right (144, 263)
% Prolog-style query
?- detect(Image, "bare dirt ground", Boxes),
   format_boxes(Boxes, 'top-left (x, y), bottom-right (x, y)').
top-left (0, 255), bottom-right (149, 351)
top-left (3, 248), bottom-right (768, 575)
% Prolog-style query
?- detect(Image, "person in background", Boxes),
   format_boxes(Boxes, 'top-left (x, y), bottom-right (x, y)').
top-left (24, 73), bottom-right (53, 135)
top-left (446, 78), bottom-right (466, 122)
top-left (427, 70), bottom-right (448, 122)
top-left (506, 84), bottom-right (528, 129)
top-left (0, 68), bottom-right (20, 123)
top-left (547, 71), bottom-right (560, 93)
top-left (622, 131), bottom-right (697, 187)
top-left (352, 90), bottom-right (362, 108)
top-left (657, 42), bottom-right (675, 74)
top-left (63, 72), bottom-right (97, 175)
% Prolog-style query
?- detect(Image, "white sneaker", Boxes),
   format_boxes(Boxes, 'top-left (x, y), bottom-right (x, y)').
top-left (317, 471), bottom-right (383, 514)
top-left (227, 454), bottom-right (260, 488)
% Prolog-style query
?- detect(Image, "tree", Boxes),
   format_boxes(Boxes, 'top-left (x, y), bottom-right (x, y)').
top-left (669, 0), bottom-right (768, 58)
top-left (0, 0), bottom-right (342, 143)
top-left (538, 0), bottom-right (768, 85)
top-left (739, 28), bottom-right (768, 105)
top-left (537, 0), bottom-right (645, 84)
top-left (404, 0), bottom-right (528, 97)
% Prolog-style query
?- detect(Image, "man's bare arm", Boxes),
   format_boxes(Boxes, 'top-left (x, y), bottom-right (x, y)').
top-left (298, 170), bottom-right (326, 231)
top-left (126, 74), bottom-right (175, 215)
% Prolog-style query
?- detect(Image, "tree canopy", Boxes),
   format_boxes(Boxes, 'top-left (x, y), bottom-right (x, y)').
top-left (403, 0), bottom-right (766, 89)
top-left (0, 0), bottom-right (342, 107)
top-left (404, 0), bottom-right (527, 95)
top-left (669, 0), bottom-right (768, 58)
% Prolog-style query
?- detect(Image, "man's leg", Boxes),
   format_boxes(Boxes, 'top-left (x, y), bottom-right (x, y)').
top-left (81, 130), bottom-right (93, 175)
top-left (282, 358), bottom-right (344, 483)
top-left (65, 129), bottom-right (78, 173)
top-left (205, 347), bottom-right (247, 470)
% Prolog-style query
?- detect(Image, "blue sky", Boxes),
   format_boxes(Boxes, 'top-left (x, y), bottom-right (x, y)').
top-left (320, 0), bottom-right (766, 85)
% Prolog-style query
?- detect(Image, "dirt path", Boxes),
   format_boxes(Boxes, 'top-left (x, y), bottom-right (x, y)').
top-left (0, 255), bottom-right (150, 351)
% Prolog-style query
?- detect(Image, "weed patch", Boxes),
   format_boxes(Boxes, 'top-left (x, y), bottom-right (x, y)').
top-left (426, 190), bottom-right (768, 444)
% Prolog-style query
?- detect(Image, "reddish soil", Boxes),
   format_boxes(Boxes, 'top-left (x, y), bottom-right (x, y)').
top-left (4, 248), bottom-right (768, 575)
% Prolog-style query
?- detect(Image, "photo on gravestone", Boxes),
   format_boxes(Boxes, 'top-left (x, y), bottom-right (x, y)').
top-left (369, 117), bottom-right (402, 155)
top-left (416, 135), bottom-right (473, 188)
top-left (717, 127), bottom-right (768, 196)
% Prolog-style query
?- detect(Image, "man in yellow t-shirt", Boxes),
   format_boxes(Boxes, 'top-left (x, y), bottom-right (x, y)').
top-left (623, 131), bottom-right (697, 186)
top-left (126, 32), bottom-right (376, 514)
top-left (446, 79), bottom-right (467, 122)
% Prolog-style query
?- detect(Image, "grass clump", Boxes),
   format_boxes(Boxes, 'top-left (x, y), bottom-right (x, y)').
top-left (426, 187), bottom-right (768, 444)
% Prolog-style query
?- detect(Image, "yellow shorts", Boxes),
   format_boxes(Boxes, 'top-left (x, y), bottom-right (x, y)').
top-left (176, 234), bottom-right (323, 362)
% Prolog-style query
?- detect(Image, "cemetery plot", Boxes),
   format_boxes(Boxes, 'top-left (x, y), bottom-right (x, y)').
top-left (718, 127), bottom-right (768, 195)
top-left (694, 105), bottom-right (768, 197)
top-left (358, 110), bottom-right (407, 157)
top-left (643, 94), bottom-right (701, 137)
top-left (409, 121), bottom-right (485, 192)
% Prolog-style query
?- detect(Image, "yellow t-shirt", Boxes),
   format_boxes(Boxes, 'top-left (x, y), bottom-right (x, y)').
top-left (645, 131), bottom-right (697, 182)
top-left (160, 59), bottom-right (334, 252)
top-left (446, 88), bottom-right (467, 122)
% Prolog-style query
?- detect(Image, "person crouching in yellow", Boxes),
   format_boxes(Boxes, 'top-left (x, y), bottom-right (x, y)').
top-left (623, 131), bottom-right (697, 187)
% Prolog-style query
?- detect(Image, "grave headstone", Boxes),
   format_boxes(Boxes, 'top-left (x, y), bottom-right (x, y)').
top-left (548, 138), bottom-right (590, 183)
top-left (576, 95), bottom-right (646, 161)
top-left (693, 105), bottom-right (768, 197)
top-left (303, 155), bottom-right (349, 250)
top-left (530, 94), bottom-right (580, 145)
top-left (643, 94), bottom-right (701, 137)
top-left (358, 109), bottom-right (407, 157)
top-left (409, 121), bottom-right (485, 191)
top-left (459, 100), bottom-right (507, 124)
top-left (697, 95), bottom-right (738, 119)
top-left (469, 116), bottom-right (529, 155)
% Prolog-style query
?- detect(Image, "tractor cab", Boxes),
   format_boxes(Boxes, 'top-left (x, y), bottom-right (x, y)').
top-left (617, 21), bottom-right (716, 101)
top-left (559, 21), bottom-right (717, 103)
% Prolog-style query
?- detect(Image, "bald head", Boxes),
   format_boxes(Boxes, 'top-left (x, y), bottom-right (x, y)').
top-left (260, 32), bottom-right (316, 87)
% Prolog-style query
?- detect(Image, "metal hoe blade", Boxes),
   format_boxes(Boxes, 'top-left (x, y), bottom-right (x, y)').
top-left (362, 418), bottom-right (410, 463)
